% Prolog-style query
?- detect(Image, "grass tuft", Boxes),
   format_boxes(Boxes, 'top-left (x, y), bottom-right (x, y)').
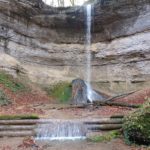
top-left (0, 72), bottom-right (26, 92)
top-left (88, 131), bottom-right (121, 143)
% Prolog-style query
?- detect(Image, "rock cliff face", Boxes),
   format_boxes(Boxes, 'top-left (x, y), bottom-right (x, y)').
top-left (0, 0), bottom-right (150, 94)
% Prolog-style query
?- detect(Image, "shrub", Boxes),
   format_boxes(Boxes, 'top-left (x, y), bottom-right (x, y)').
top-left (123, 98), bottom-right (150, 145)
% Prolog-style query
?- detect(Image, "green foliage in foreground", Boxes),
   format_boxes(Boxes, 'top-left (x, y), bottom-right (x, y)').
top-left (123, 98), bottom-right (150, 145)
top-left (0, 72), bottom-right (26, 92)
top-left (88, 131), bottom-right (121, 143)
top-left (46, 82), bottom-right (72, 103)
top-left (0, 89), bottom-right (11, 106)
top-left (0, 115), bottom-right (39, 120)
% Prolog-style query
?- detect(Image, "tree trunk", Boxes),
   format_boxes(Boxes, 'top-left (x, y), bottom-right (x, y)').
top-left (84, 118), bottom-right (123, 124)
top-left (93, 101), bottom-right (140, 108)
top-left (0, 120), bottom-right (38, 125)
top-left (104, 91), bottom-right (136, 102)
top-left (0, 125), bottom-right (35, 130)
top-left (88, 124), bottom-right (122, 131)
top-left (0, 131), bottom-right (35, 137)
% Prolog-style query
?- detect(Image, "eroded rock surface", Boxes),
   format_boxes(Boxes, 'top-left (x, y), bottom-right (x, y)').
top-left (0, 0), bottom-right (150, 94)
top-left (71, 79), bottom-right (105, 104)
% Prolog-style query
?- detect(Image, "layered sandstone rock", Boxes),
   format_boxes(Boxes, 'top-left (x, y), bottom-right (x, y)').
top-left (0, 0), bottom-right (149, 94)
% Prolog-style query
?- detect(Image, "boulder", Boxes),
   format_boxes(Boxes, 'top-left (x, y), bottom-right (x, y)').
top-left (71, 79), bottom-right (88, 104)
top-left (71, 79), bottom-right (105, 105)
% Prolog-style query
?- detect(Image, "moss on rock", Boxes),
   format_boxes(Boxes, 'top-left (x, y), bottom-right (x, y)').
top-left (0, 115), bottom-right (39, 120)
top-left (45, 82), bottom-right (72, 103)
top-left (123, 98), bottom-right (150, 145)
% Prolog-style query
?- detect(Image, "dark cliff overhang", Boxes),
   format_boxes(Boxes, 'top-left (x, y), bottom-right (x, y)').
top-left (0, 0), bottom-right (150, 44)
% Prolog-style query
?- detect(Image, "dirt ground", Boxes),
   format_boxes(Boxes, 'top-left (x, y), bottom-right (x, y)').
top-left (0, 84), bottom-right (149, 118)
top-left (0, 88), bottom-right (150, 150)
top-left (0, 137), bottom-right (149, 150)
top-left (35, 103), bottom-right (132, 119)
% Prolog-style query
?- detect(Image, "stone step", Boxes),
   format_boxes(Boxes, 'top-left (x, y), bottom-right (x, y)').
top-left (0, 125), bottom-right (36, 131)
top-left (0, 118), bottom-right (123, 125)
top-left (84, 118), bottom-right (123, 125)
top-left (87, 124), bottom-right (122, 131)
top-left (0, 131), bottom-right (35, 137)
top-left (0, 120), bottom-right (38, 125)
top-left (0, 119), bottom-right (124, 137)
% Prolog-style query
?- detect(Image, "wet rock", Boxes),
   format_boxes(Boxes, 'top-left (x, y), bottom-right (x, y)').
top-left (71, 79), bottom-right (105, 105)
top-left (71, 79), bottom-right (88, 105)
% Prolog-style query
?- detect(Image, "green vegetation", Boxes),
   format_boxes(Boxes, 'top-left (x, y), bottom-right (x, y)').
top-left (0, 72), bottom-right (26, 92)
top-left (0, 89), bottom-right (11, 106)
top-left (0, 115), bottom-right (39, 120)
top-left (88, 131), bottom-right (121, 143)
top-left (123, 98), bottom-right (150, 145)
top-left (46, 82), bottom-right (72, 103)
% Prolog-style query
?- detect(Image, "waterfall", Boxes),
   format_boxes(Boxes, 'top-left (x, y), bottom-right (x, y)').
top-left (85, 4), bottom-right (93, 102)
top-left (85, 5), bottom-right (104, 103)
top-left (36, 120), bottom-right (87, 141)
top-left (86, 4), bottom-right (92, 85)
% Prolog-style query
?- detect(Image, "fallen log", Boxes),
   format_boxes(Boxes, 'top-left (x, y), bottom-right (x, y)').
top-left (0, 131), bottom-right (35, 137)
top-left (0, 125), bottom-right (35, 131)
top-left (84, 118), bottom-right (123, 125)
top-left (104, 91), bottom-right (137, 102)
top-left (57, 101), bottom-right (139, 109)
top-left (0, 119), bottom-right (70, 125)
top-left (57, 105), bottom-right (87, 110)
top-left (93, 101), bottom-right (140, 108)
top-left (0, 120), bottom-right (39, 125)
top-left (110, 115), bottom-right (124, 118)
top-left (0, 118), bottom-right (124, 125)
top-left (88, 124), bottom-right (122, 131)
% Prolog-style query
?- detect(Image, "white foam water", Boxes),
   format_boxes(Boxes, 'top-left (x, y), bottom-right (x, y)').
top-left (36, 120), bottom-right (87, 141)
top-left (85, 4), bottom-right (93, 102)
top-left (36, 136), bottom-right (86, 141)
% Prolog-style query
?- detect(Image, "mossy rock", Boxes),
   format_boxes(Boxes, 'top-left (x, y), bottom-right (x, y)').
top-left (45, 82), bottom-right (72, 103)
top-left (123, 98), bottom-right (150, 145)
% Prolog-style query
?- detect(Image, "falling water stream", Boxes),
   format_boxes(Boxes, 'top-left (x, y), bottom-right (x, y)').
top-left (85, 5), bottom-right (104, 102)
top-left (36, 120), bottom-right (87, 141)
top-left (85, 4), bottom-right (93, 102)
